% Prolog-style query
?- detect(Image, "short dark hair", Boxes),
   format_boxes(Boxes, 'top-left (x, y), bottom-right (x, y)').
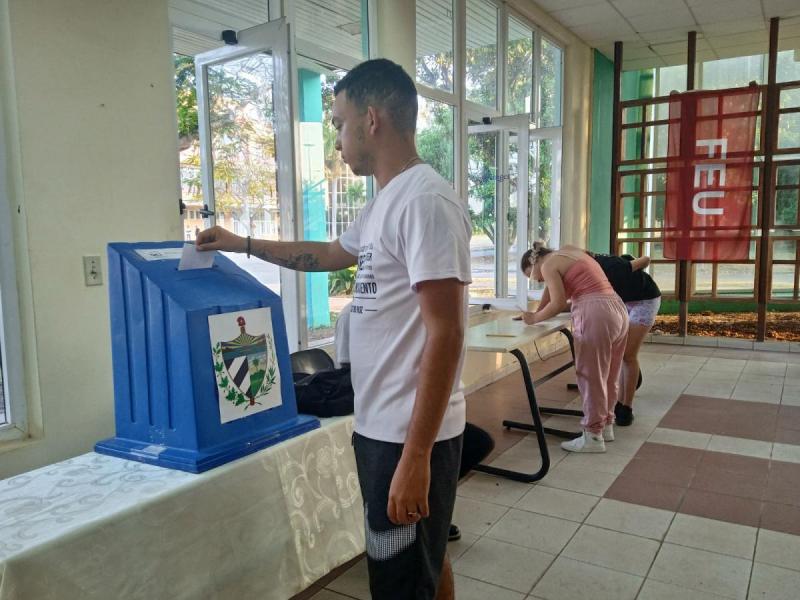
top-left (334, 58), bottom-right (418, 133)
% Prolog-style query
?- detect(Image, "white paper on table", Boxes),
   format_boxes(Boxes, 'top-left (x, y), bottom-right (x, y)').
top-left (178, 243), bottom-right (216, 270)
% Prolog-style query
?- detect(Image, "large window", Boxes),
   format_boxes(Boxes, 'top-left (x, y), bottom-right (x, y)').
top-left (416, 3), bottom-right (564, 306)
top-left (175, 0), bottom-right (564, 346)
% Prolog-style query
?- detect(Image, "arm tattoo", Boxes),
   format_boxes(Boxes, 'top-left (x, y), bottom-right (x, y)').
top-left (254, 248), bottom-right (321, 271)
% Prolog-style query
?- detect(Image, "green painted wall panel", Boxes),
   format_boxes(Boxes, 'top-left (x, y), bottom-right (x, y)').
top-left (588, 50), bottom-right (613, 253)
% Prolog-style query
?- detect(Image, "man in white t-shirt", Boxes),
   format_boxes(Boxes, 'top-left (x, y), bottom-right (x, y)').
top-left (197, 58), bottom-right (471, 600)
top-left (334, 301), bottom-right (351, 368)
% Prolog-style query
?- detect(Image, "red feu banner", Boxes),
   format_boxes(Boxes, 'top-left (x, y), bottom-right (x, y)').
top-left (663, 86), bottom-right (760, 261)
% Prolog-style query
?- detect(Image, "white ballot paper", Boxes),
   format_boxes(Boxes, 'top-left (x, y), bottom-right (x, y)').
top-left (178, 243), bottom-right (216, 270)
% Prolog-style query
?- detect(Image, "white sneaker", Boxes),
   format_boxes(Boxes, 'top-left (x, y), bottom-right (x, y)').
top-left (603, 424), bottom-right (615, 442)
top-left (561, 431), bottom-right (606, 453)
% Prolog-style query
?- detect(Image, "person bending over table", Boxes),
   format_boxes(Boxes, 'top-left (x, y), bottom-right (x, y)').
top-left (519, 243), bottom-right (629, 453)
top-left (198, 59), bottom-right (471, 600)
top-left (588, 252), bottom-right (661, 426)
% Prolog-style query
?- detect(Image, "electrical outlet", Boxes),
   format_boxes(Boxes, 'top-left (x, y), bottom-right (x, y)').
top-left (83, 255), bottom-right (103, 286)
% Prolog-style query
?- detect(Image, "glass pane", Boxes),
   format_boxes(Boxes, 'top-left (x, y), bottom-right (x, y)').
top-left (651, 262), bottom-right (676, 294)
top-left (771, 264), bottom-right (796, 299)
top-left (623, 106), bottom-right (643, 124)
top-left (650, 242), bottom-right (665, 259)
top-left (176, 54), bottom-right (204, 242)
top-left (779, 86), bottom-right (800, 110)
top-left (207, 51), bottom-right (281, 295)
top-left (531, 138), bottom-right (555, 245)
top-left (656, 65), bottom-right (687, 117)
top-left (774, 240), bottom-right (797, 260)
top-left (417, 96), bottom-right (454, 185)
top-left (468, 131), bottom-right (498, 298)
top-left (297, 65), bottom-right (368, 346)
top-left (540, 38), bottom-right (563, 127)
top-left (466, 0), bottom-right (497, 108)
top-left (778, 113), bottom-right (800, 150)
top-left (693, 263), bottom-right (713, 296)
top-left (621, 242), bottom-right (639, 257)
top-left (701, 54), bottom-right (765, 89)
top-left (508, 132), bottom-right (520, 297)
top-left (778, 165), bottom-right (800, 185)
top-left (506, 16), bottom-right (532, 115)
top-left (777, 49), bottom-right (800, 84)
top-left (416, 0), bottom-right (454, 92)
top-left (622, 126), bottom-right (643, 161)
top-left (621, 196), bottom-right (640, 229)
top-left (621, 69), bottom-right (654, 101)
top-left (294, 0), bottom-right (368, 60)
top-left (776, 189), bottom-right (799, 226)
top-left (647, 194), bottom-right (665, 229)
top-left (645, 124), bottom-right (669, 159)
top-left (717, 264), bottom-right (755, 297)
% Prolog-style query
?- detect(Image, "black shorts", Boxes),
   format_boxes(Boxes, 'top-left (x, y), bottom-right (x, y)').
top-left (353, 432), bottom-right (463, 600)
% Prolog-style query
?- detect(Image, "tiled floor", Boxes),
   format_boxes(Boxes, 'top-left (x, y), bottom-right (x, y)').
top-left (301, 343), bottom-right (800, 599)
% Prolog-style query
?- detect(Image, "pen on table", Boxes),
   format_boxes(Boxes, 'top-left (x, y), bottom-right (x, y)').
top-left (486, 333), bottom-right (517, 338)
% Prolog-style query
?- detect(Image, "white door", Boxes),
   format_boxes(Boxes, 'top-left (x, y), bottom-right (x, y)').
top-left (467, 115), bottom-right (530, 310)
top-left (466, 116), bottom-right (561, 311)
top-left (194, 19), bottom-right (302, 350)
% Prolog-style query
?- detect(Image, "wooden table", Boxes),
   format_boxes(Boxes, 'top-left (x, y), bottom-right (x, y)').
top-left (466, 313), bottom-right (581, 482)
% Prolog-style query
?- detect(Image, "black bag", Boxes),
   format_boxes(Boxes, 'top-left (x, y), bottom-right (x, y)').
top-left (293, 366), bottom-right (354, 418)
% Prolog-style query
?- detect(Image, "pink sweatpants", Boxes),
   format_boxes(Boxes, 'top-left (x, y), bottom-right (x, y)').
top-left (571, 293), bottom-right (629, 434)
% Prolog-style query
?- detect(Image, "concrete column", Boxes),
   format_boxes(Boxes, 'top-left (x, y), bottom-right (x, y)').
top-left (298, 68), bottom-right (330, 329)
top-left (375, 0), bottom-right (415, 74)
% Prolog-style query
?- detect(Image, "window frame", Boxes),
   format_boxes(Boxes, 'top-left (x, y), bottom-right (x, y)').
top-left (415, 0), bottom-right (564, 306)
top-left (466, 113), bottom-right (530, 309)
top-left (0, 86), bottom-right (27, 441)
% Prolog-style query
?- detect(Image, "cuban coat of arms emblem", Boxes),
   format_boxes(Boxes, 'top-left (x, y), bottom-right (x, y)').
top-left (208, 307), bottom-right (282, 424)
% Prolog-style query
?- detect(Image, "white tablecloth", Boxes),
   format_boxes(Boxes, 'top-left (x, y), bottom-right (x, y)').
top-left (0, 417), bottom-right (364, 600)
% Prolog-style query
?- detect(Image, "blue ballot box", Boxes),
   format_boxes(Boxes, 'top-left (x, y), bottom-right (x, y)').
top-left (95, 241), bottom-right (319, 473)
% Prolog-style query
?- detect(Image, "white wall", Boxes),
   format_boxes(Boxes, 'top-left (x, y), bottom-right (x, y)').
top-left (0, 0), bottom-right (181, 478)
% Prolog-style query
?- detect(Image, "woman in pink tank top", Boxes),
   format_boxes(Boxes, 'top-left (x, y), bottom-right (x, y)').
top-left (519, 242), bottom-right (629, 453)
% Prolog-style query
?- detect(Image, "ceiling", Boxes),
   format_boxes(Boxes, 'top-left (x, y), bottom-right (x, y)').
top-left (533, 0), bottom-right (800, 70)
top-left (169, 0), bottom-right (800, 71)
top-left (170, 0), bottom-right (364, 59)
